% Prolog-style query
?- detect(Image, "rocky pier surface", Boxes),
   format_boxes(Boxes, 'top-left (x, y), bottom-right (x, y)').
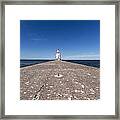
top-left (20, 60), bottom-right (100, 100)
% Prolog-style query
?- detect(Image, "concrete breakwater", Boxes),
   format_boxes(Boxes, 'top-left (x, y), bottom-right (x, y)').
top-left (20, 60), bottom-right (100, 100)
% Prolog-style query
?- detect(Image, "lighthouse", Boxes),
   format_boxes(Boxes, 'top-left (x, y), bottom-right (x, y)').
top-left (55, 49), bottom-right (61, 60)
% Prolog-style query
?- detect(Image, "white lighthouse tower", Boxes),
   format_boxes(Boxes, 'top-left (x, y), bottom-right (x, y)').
top-left (55, 49), bottom-right (61, 60)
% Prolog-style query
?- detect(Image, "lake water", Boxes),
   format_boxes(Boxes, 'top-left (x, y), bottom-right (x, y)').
top-left (20, 60), bottom-right (100, 68)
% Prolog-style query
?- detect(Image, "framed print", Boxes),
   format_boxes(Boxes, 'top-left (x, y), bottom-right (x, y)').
top-left (0, 0), bottom-right (119, 119)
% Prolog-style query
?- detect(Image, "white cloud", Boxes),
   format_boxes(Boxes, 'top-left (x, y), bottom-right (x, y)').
top-left (63, 54), bottom-right (100, 60)
top-left (30, 38), bottom-right (47, 41)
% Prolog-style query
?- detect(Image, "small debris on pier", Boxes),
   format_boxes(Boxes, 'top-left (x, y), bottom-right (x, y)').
top-left (20, 61), bottom-right (100, 100)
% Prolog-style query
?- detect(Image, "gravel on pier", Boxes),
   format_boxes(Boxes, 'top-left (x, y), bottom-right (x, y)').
top-left (20, 60), bottom-right (100, 100)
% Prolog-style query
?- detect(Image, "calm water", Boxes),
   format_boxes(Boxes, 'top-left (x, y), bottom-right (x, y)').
top-left (20, 60), bottom-right (100, 68)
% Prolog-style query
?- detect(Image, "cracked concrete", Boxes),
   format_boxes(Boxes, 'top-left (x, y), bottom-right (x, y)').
top-left (20, 60), bottom-right (100, 100)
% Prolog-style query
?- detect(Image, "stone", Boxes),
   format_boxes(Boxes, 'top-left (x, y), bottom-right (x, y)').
top-left (20, 61), bottom-right (100, 100)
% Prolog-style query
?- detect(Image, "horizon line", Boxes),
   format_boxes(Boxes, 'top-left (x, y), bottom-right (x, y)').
top-left (20, 58), bottom-right (100, 60)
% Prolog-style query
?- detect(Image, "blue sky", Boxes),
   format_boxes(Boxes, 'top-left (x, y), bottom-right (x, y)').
top-left (20, 20), bottom-right (100, 60)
